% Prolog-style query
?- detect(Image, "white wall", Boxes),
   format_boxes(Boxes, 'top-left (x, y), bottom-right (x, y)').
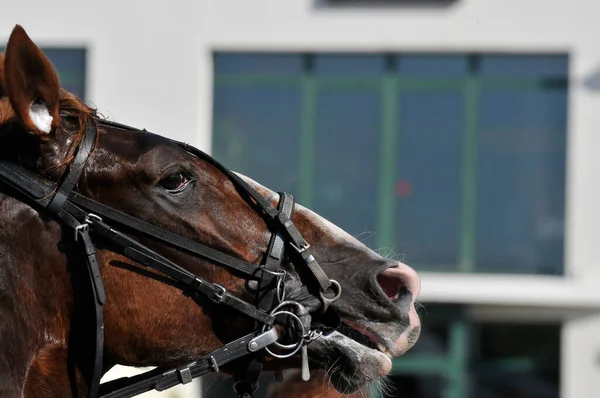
top-left (3, 0), bottom-right (600, 396)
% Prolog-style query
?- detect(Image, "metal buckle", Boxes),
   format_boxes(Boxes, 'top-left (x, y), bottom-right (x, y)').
top-left (209, 356), bottom-right (219, 372)
top-left (276, 274), bottom-right (286, 303)
top-left (74, 223), bottom-right (89, 241)
top-left (211, 283), bottom-right (226, 303)
top-left (259, 266), bottom-right (286, 277)
top-left (319, 279), bottom-right (342, 310)
top-left (85, 213), bottom-right (103, 225)
top-left (74, 213), bottom-right (102, 242)
top-left (289, 241), bottom-right (310, 254)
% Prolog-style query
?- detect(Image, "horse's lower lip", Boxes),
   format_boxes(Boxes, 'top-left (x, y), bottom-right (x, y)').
top-left (315, 330), bottom-right (394, 392)
top-left (342, 319), bottom-right (394, 358)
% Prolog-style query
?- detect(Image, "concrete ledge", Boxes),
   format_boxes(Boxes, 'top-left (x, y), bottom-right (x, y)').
top-left (419, 272), bottom-right (600, 310)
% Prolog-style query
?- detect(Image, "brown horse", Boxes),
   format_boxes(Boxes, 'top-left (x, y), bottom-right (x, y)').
top-left (0, 25), bottom-right (421, 398)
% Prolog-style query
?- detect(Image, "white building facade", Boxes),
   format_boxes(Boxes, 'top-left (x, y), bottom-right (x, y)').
top-left (3, 0), bottom-right (600, 397)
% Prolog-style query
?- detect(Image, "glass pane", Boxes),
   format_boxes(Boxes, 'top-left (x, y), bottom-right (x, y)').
top-left (315, 54), bottom-right (385, 76)
top-left (480, 55), bottom-right (568, 78)
top-left (214, 53), bottom-right (303, 75)
top-left (43, 49), bottom-right (87, 99)
top-left (212, 86), bottom-right (301, 195)
top-left (476, 88), bottom-right (567, 274)
top-left (313, 89), bottom-right (380, 247)
top-left (398, 54), bottom-right (468, 77)
top-left (0, 47), bottom-right (87, 99)
top-left (473, 324), bottom-right (560, 398)
top-left (395, 92), bottom-right (463, 269)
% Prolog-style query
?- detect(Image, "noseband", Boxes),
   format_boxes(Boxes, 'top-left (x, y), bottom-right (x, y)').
top-left (0, 118), bottom-right (342, 398)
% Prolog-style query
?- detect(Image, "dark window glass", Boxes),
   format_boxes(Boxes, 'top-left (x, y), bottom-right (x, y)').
top-left (473, 324), bottom-right (560, 398)
top-left (0, 47), bottom-right (86, 99)
top-left (313, 89), bottom-right (380, 247)
top-left (43, 49), bottom-right (86, 99)
top-left (476, 88), bottom-right (567, 274)
top-left (480, 55), bottom-right (568, 78)
top-left (398, 54), bottom-right (468, 77)
top-left (214, 53), bottom-right (303, 76)
top-left (212, 86), bottom-right (302, 195)
top-left (395, 92), bottom-right (463, 269)
top-left (314, 54), bottom-right (385, 76)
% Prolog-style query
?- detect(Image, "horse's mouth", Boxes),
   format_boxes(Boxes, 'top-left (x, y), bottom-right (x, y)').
top-left (306, 316), bottom-right (419, 393)
top-left (341, 319), bottom-right (396, 359)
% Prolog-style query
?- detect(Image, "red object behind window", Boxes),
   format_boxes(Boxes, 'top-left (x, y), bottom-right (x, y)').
top-left (396, 180), bottom-right (412, 197)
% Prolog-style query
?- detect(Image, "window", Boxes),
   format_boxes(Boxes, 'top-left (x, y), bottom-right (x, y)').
top-left (0, 47), bottom-right (87, 100)
top-left (384, 305), bottom-right (560, 398)
top-left (212, 53), bottom-right (568, 275)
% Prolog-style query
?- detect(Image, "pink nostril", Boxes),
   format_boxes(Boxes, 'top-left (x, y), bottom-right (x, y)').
top-left (377, 274), bottom-right (401, 301)
top-left (377, 263), bottom-right (421, 302)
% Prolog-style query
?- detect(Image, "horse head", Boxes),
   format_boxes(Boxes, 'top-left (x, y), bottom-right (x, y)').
top-left (0, 25), bottom-right (420, 397)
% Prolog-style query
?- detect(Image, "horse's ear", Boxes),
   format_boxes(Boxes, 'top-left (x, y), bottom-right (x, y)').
top-left (4, 25), bottom-right (60, 136)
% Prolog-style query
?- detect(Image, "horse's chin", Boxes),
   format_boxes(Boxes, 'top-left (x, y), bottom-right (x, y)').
top-left (309, 331), bottom-right (393, 393)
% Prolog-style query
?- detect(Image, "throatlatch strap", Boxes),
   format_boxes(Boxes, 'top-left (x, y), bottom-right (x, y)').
top-left (47, 121), bottom-right (97, 214)
top-left (44, 124), bottom-right (105, 398)
top-left (76, 228), bottom-right (106, 397)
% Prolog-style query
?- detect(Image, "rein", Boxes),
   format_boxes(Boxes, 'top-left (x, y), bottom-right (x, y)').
top-left (0, 118), bottom-right (342, 398)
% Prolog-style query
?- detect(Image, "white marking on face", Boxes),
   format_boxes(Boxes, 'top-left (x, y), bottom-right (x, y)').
top-left (29, 102), bottom-right (53, 134)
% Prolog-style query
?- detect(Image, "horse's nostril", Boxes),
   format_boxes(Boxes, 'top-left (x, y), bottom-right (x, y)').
top-left (376, 264), bottom-right (421, 302)
top-left (376, 273), bottom-right (402, 301)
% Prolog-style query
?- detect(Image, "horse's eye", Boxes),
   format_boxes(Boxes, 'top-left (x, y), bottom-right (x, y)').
top-left (159, 173), bottom-right (189, 192)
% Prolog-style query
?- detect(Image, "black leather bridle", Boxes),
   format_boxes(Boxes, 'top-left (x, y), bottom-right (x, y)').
top-left (0, 118), bottom-right (342, 398)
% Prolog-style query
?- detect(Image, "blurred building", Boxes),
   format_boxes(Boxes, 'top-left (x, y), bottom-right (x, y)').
top-left (4, 0), bottom-right (600, 397)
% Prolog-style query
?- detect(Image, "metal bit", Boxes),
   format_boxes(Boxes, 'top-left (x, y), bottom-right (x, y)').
top-left (301, 345), bottom-right (310, 381)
